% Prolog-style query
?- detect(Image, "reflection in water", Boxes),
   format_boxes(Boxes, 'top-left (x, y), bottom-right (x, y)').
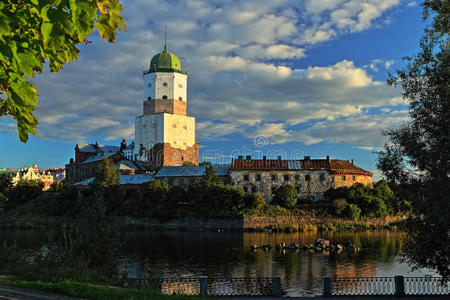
top-left (0, 229), bottom-right (437, 296)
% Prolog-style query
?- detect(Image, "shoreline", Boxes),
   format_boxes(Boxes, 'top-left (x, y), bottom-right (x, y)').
top-left (0, 214), bottom-right (405, 232)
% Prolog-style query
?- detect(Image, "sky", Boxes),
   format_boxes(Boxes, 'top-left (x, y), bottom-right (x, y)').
top-left (0, 0), bottom-right (426, 180)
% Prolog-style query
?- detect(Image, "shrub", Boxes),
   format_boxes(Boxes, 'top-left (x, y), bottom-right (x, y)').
top-left (244, 193), bottom-right (266, 210)
top-left (331, 198), bottom-right (347, 216)
top-left (272, 185), bottom-right (298, 208)
top-left (344, 204), bottom-right (361, 220)
top-left (6, 180), bottom-right (43, 208)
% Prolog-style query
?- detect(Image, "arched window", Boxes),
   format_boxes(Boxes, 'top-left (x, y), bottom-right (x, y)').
top-left (162, 95), bottom-right (168, 100)
top-left (178, 96), bottom-right (183, 101)
top-left (147, 96), bottom-right (152, 101)
top-left (163, 82), bottom-right (168, 87)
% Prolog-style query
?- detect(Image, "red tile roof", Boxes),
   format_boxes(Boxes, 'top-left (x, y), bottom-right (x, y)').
top-left (229, 158), bottom-right (372, 176)
top-left (230, 159), bottom-right (288, 170)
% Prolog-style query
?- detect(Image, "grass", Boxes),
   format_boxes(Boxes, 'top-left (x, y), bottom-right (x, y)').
top-left (0, 277), bottom-right (206, 300)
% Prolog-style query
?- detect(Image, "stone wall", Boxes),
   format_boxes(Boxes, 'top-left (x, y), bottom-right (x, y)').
top-left (143, 98), bottom-right (186, 115)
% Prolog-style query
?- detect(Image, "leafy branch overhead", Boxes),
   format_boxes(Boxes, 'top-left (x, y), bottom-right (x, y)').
top-left (0, 0), bottom-right (126, 142)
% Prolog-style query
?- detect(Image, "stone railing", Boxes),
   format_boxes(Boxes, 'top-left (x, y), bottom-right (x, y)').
top-left (323, 275), bottom-right (449, 297)
top-left (126, 275), bottom-right (448, 297)
top-left (126, 275), bottom-right (281, 297)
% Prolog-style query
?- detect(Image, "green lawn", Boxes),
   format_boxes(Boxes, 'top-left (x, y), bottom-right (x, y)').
top-left (0, 278), bottom-right (206, 300)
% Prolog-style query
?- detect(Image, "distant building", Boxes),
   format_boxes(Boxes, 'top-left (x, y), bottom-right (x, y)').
top-left (12, 164), bottom-right (54, 191)
top-left (228, 156), bottom-right (372, 202)
top-left (66, 140), bottom-right (138, 183)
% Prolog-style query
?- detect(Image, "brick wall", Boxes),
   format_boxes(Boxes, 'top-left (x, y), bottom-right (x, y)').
top-left (143, 98), bottom-right (187, 115)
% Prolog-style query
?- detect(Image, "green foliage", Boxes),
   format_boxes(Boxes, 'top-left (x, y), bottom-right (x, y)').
top-left (0, 0), bottom-right (126, 142)
top-left (344, 204), bottom-right (361, 220)
top-left (272, 184), bottom-right (298, 208)
top-left (376, 0), bottom-right (450, 279)
top-left (0, 172), bottom-right (13, 193)
top-left (6, 179), bottom-right (43, 208)
top-left (0, 191), bottom-right (7, 211)
top-left (49, 181), bottom-right (64, 192)
top-left (92, 157), bottom-right (120, 189)
top-left (331, 198), bottom-right (347, 216)
top-left (0, 279), bottom-right (206, 300)
top-left (202, 165), bottom-right (220, 186)
top-left (42, 195), bottom-right (122, 279)
top-left (244, 193), bottom-right (266, 210)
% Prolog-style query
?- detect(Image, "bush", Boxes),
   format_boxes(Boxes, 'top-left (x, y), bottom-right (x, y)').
top-left (272, 185), bottom-right (298, 208)
top-left (344, 203), bottom-right (361, 220)
top-left (244, 193), bottom-right (266, 210)
top-left (331, 198), bottom-right (347, 216)
top-left (6, 180), bottom-right (43, 208)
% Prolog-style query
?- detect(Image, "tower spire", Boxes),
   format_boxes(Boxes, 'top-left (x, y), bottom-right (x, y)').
top-left (164, 25), bottom-right (167, 51)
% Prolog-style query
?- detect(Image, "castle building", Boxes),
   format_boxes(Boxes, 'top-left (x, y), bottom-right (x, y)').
top-left (228, 156), bottom-right (373, 202)
top-left (134, 42), bottom-right (199, 168)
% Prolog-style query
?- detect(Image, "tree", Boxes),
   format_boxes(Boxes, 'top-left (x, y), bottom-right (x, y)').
top-left (377, 0), bottom-right (450, 279)
top-left (0, 1), bottom-right (125, 142)
top-left (272, 185), bottom-right (298, 208)
top-left (0, 173), bottom-right (13, 193)
top-left (202, 165), bottom-right (220, 186)
top-left (92, 157), bottom-right (121, 189)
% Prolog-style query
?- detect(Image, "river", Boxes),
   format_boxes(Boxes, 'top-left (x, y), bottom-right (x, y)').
top-left (0, 229), bottom-right (437, 296)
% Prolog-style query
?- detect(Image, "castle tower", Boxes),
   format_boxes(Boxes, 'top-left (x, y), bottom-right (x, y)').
top-left (135, 42), bottom-right (198, 168)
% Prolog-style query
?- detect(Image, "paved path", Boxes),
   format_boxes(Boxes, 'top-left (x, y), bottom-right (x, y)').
top-left (0, 286), bottom-right (82, 300)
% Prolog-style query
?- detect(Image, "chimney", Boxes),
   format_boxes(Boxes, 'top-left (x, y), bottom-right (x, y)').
top-left (263, 156), bottom-right (267, 161)
top-left (326, 155), bottom-right (330, 161)
top-left (94, 141), bottom-right (99, 151)
top-left (231, 158), bottom-right (234, 164)
top-left (70, 158), bottom-right (74, 164)
top-left (238, 155), bottom-right (243, 160)
top-left (304, 156), bottom-right (310, 161)
top-left (351, 159), bottom-right (354, 165)
top-left (120, 139), bottom-right (127, 151)
top-left (246, 155), bottom-right (251, 160)
top-left (278, 155), bottom-right (282, 161)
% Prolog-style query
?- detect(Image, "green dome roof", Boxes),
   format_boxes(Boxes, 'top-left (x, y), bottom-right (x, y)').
top-left (149, 45), bottom-right (184, 73)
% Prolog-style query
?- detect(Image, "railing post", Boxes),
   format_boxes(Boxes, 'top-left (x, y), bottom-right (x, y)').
top-left (322, 276), bottom-right (332, 297)
top-left (199, 275), bottom-right (208, 296)
top-left (272, 275), bottom-right (281, 297)
top-left (395, 275), bottom-right (405, 296)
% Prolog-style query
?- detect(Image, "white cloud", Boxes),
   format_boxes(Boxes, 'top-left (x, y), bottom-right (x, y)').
top-left (6, 0), bottom-right (404, 145)
top-left (354, 146), bottom-right (375, 150)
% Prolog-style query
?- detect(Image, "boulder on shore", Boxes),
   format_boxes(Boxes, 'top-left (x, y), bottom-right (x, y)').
top-left (314, 238), bottom-right (330, 249)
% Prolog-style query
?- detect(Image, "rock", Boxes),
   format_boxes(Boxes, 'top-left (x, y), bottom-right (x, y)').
top-left (314, 238), bottom-right (330, 249)
top-left (336, 244), bottom-right (343, 251)
top-left (302, 244), bottom-right (313, 250)
top-left (348, 243), bottom-right (359, 252)
top-left (288, 242), bottom-right (299, 249)
top-left (261, 244), bottom-right (272, 251)
top-left (250, 245), bottom-right (259, 250)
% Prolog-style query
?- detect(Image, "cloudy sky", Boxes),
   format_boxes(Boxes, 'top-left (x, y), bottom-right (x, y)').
top-left (1, 0), bottom-right (425, 179)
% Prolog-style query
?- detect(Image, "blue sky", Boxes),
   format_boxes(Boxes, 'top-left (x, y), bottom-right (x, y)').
top-left (0, 0), bottom-right (425, 180)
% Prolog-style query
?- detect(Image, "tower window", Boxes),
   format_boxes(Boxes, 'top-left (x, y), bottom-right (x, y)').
top-left (320, 174), bottom-right (325, 181)
top-left (284, 175), bottom-right (289, 181)
top-left (256, 174), bottom-right (261, 181)
top-left (147, 83), bottom-right (152, 87)
top-left (162, 95), bottom-right (168, 100)
top-left (271, 174), bottom-right (277, 181)
top-left (147, 96), bottom-right (152, 101)
top-left (243, 174), bottom-right (249, 181)
top-left (352, 175), bottom-right (356, 181)
top-left (342, 175), bottom-right (346, 181)
top-left (178, 84), bottom-right (183, 88)
top-left (295, 175), bottom-right (300, 181)
top-left (178, 97), bottom-right (183, 101)
top-left (163, 82), bottom-right (168, 87)
top-left (305, 175), bottom-right (311, 181)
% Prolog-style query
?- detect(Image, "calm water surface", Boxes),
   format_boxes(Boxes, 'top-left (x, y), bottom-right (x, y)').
top-left (0, 229), bottom-right (437, 296)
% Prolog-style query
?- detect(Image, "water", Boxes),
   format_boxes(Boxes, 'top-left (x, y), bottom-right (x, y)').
top-left (0, 229), bottom-right (437, 296)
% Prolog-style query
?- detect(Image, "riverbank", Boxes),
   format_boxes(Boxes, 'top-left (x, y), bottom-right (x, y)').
top-left (0, 211), bottom-right (405, 231)
top-left (0, 277), bottom-right (205, 300)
